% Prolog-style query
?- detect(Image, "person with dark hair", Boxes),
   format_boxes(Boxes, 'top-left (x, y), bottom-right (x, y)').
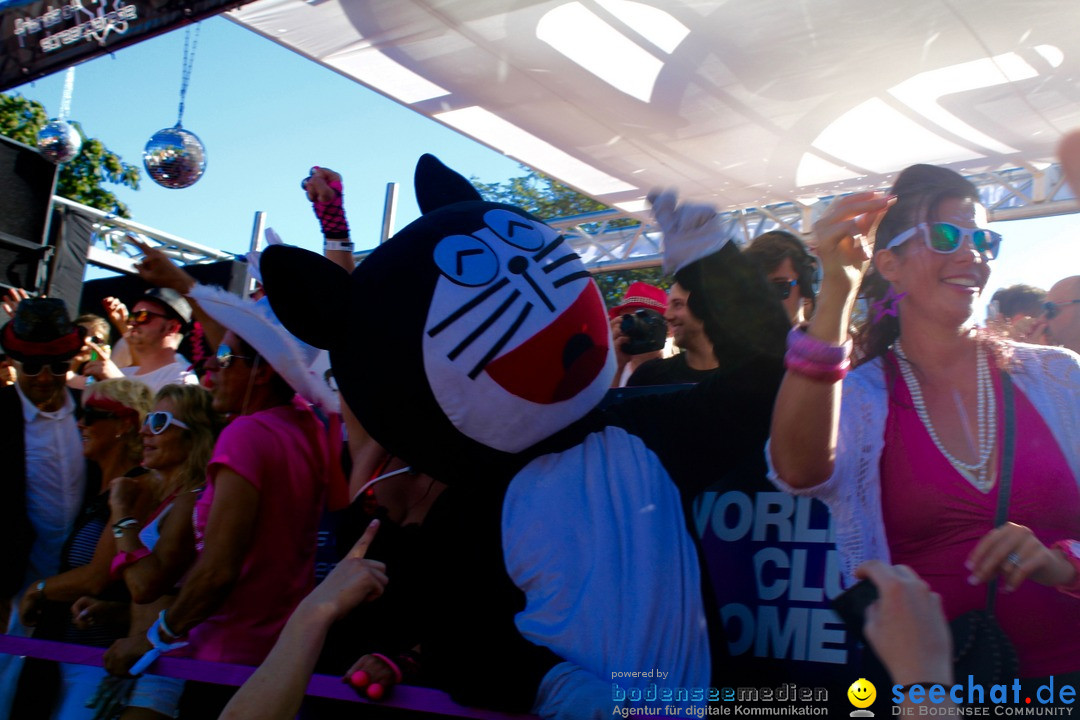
top-left (625, 281), bottom-right (719, 385)
top-left (743, 230), bottom-right (819, 326)
top-left (988, 284), bottom-right (1046, 342)
top-left (768, 164), bottom-right (1080, 683)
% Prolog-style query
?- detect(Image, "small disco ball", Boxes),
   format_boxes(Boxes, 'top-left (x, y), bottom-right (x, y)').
top-left (37, 119), bottom-right (82, 163)
top-left (143, 125), bottom-right (206, 189)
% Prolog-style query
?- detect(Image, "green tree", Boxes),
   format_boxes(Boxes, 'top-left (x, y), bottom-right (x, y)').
top-left (0, 92), bottom-right (139, 217)
top-left (475, 167), bottom-right (620, 221)
top-left (476, 166), bottom-right (665, 307)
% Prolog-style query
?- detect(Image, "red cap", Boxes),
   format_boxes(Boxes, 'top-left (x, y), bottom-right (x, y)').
top-left (608, 281), bottom-right (667, 318)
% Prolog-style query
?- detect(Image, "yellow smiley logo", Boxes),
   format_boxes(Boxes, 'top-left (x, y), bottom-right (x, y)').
top-left (847, 678), bottom-right (876, 709)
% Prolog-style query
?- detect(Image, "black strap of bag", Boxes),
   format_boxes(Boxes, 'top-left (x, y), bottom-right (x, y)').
top-left (986, 370), bottom-right (1015, 615)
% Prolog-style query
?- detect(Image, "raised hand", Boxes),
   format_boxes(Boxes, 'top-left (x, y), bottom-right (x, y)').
top-left (297, 520), bottom-right (387, 625)
top-left (811, 192), bottom-right (894, 297)
top-left (101, 296), bottom-right (130, 332)
top-left (647, 189), bottom-right (735, 274)
top-left (129, 237), bottom-right (195, 295)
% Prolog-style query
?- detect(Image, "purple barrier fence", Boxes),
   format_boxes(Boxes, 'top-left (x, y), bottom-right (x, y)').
top-left (0, 635), bottom-right (539, 719)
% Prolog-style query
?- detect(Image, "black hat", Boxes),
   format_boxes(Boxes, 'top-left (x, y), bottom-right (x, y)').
top-left (143, 287), bottom-right (193, 325)
top-left (0, 298), bottom-right (87, 363)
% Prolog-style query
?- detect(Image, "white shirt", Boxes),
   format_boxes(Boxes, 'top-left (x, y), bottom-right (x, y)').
top-left (16, 383), bottom-right (86, 584)
top-left (121, 358), bottom-right (198, 394)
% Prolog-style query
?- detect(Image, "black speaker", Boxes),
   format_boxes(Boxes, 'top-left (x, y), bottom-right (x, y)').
top-left (0, 135), bottom-right (59, 295)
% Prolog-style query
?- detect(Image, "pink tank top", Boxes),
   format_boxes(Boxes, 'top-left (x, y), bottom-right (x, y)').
top-left (880, 354), bottom-right (1080, 677)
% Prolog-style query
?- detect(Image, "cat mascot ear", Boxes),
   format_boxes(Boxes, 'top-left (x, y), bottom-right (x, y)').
top-left (260, 245), bottom-right (351, 350)
top-left (415, 153), bottom-right (483, 214)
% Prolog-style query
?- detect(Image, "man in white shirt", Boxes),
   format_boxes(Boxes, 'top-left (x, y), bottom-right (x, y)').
top-left (0, 298), bottom-right (90, 716)
top-left (86, 288), bottom-right (198, 393)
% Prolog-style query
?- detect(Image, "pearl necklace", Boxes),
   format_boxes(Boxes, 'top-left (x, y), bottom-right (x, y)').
top-left (894, 339), bottom-right (996, 492)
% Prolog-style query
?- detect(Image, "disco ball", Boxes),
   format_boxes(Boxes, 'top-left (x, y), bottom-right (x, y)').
top-left (143, 125), bottom-right (206, 189)
top-left (37, 119), bottom-right (82, 163)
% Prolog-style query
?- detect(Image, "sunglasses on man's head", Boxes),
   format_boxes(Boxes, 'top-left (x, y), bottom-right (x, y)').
top-left (143, 411), bottom-right (190, 435)
top-left (770, 278), bottom-right (798, 300)
top-left (884, 222), bottom-right (1002, 260)
top-left (1043, 299), bottom-right (1080, 320)
top-left (20, 359), bottom-right (70, 377)
top-left (128, 309), bottom-right (169, 326)
top-left (213, 343), bottom-right (255, 369)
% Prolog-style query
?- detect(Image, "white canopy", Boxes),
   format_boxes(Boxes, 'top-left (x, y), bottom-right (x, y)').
top-left (228, 0), bottom-right (1080, 219)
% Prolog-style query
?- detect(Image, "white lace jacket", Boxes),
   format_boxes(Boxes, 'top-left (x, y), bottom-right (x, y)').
top-left (768, 343), bottom-right (1080, 583)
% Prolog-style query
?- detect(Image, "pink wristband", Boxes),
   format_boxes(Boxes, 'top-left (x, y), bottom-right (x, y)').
top-left (370, 652), bottom-right (403, 684)
top-left (109, 547), bottom-right (151, 581)
top-left (1052, 540), bottom-right (1080, 597)
top-left (786, 326), bottom-right (852, 365)
top-left (784, 354), bottom-right (850, 383)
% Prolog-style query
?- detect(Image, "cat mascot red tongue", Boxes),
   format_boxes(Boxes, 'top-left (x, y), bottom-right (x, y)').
top-left (261, 154), bottom-right (789, 717)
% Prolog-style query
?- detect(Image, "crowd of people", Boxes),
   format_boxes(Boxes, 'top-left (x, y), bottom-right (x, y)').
top-left (0, 155), bottom-right (1076, 720)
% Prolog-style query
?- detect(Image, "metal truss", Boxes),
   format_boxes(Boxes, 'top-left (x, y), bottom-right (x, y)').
top-left (53, 196), bottom-right (235, 275)
top-left (70, 163), bottom-right (1077, 276)
top-left (545, 162), bottom-right (1080, 274)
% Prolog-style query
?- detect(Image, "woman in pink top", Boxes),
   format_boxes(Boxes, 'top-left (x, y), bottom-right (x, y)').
top-left (768, 164), bottom-right (1080, 684)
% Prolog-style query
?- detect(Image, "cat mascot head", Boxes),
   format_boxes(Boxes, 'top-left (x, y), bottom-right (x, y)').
top-left (261, 155), bottom-right (615, 483)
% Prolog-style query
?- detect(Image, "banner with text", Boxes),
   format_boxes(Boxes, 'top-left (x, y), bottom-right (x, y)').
top-left (1, 0), bottom-right (251, 91)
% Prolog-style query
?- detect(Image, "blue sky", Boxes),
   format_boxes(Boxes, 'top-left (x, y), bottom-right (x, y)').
top-left (10, 17), bottom-right (524, 257)
top-left (8, 15), bottom-right (1079, 318)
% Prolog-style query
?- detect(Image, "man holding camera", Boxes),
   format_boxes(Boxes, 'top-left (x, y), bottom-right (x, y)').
top-left (626, 281), bottom-right (719, 386)
top-left (608, 282), bottom-right (670, 387)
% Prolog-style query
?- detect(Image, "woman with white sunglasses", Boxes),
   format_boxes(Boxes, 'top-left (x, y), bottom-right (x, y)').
top-left (768, 164), bottom-right (1080, 686)
top-left (74, 383), bottom-right (223, 720)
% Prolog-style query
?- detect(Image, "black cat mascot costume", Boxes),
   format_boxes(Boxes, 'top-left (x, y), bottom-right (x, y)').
top-left (261, 155), bottom-right (788, 718)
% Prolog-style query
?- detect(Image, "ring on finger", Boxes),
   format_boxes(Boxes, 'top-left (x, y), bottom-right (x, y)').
top-left (1006, 552), bottom-right (1022, 567)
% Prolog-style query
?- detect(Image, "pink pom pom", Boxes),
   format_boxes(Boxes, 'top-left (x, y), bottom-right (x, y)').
top-left (366, 683), bottom-right (384, 700)
top-left (348, 670), bottom-right (370, 688)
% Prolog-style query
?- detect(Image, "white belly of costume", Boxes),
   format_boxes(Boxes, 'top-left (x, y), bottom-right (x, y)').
top-left (502, 426), bottom-right (710, 717)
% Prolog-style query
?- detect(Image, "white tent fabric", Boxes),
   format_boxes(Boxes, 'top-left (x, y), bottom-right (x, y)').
top-left (229, 0), bottom-right (1080, 216)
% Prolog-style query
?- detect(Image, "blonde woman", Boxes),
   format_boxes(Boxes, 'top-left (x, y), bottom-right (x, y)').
top-left (79, 384), bottom-right (223, 720)
top-left (16, 378), bottom-right (153, 720)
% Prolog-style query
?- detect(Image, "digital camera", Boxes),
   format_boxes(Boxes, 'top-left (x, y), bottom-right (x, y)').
top-left (619, 309), bottom-right (667, 355)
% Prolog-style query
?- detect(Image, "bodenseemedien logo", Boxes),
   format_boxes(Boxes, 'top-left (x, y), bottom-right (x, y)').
top-left (849, 678), bottom-right (877, 717)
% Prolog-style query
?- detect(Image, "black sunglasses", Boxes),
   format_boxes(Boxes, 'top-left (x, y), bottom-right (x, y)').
top-left (770, 278), bottom-right (798, 300)
top-left (1044, 299), bottom-right (1080, 320)
top-left (21, 359), bottom-right (70, 377)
